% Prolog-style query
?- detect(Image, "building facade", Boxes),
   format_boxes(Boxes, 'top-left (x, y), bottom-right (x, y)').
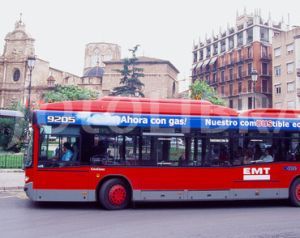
top-left (103, 57), bottom-right (179, 98)
top-left (272, 27), bottom-right (300, 109)
top-left (0, 19), bottom-right (180, 109)
top-left (192, 11), bottom-right (287, 110)
top-left (0, 19), bottom-right (81, 108)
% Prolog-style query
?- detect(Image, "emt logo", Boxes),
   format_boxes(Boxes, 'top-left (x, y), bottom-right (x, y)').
top-left (243, 167), bottom-right (271, 181)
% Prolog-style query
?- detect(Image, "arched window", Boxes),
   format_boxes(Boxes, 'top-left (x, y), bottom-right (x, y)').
top-left (13, 68), bottom-right (21, 81)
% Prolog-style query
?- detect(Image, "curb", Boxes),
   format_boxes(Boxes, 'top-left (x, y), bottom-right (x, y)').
top-left (0, 186), bottom-right (23, 192)
top-left (0, 169), bottom-right (24, 173)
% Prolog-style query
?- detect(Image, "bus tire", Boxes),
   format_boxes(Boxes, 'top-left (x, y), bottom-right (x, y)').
top-left (289, 178), bottom-right (300, 207)
top-left (99, 178), bottom-right (130, 210)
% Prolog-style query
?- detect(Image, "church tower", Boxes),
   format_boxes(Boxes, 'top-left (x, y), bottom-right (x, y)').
top-left (0, 15), bottom-right (35, 108)
top-left (83, 42), bottom-right (121, 72)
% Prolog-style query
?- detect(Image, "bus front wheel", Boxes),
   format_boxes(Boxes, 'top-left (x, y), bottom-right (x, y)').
top-left (99, 178), bottom-right (130, 210)
top-left (290, 178), bottom-right (300, 207)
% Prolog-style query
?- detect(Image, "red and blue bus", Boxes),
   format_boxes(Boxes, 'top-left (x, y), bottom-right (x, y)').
top-left (24, 97), bottom-right (300, 209)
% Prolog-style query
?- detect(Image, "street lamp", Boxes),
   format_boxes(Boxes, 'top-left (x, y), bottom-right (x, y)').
top-left (251, 69), bottom-right (258, 109)
top-left (26, 56), bottom-right (36, 121)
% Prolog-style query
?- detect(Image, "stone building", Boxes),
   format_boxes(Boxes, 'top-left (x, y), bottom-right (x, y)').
top-left (81, 43), bottom-right (180, 98)
top-left (272, 26), bottom-right (300, 109)
top-left (0, 19), bottom-right (180, 109)
top-left (102, 56), bottom-right (179, 98)
top-left (0, 19), bottom-right (81, 108)
top-left (192, 10), bottom-right (288, 110)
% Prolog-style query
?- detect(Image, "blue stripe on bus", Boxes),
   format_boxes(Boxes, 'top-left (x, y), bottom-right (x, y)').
top-left (36, 111), bottom-right (300, 131)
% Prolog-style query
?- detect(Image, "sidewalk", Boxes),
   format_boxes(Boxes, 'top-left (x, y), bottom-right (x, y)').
top-left (0, 169), bottom-right (24, 191)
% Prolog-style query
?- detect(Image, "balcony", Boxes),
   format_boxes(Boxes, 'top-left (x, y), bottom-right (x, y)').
top-left (236, 57), bottom-right (244, 64)
top-left (261, 54), bottom-right (272, 61)
top-left (227, 60), bottom-right (235, 67)
top-left (245, 54), bottom-right (253, 61)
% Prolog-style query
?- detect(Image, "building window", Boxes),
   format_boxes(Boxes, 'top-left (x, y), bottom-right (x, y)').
top-left (274, 66), bottom-right (281, 77)
top-left (221, 86), bottom-right (225, 96)
top-left (206, 46), bottom-right (211, 58)
top-left (275, 85), bottom-right (281, 94)
top-left (287, 101), bottom-right (296, 109)
top-left (13, 68), bottom-right (21, 82)
top-left (260, 27), bottom-right (269, 42)
top-left (262, 79), bottom-right (268, 93)
top-left (261, 45), bottom-right (268, 58)
top-left (237, 32), bottom-right (243, 47)
top-left (248, 97), bottom-right (253, 109)
top-left (213, 73), bottom-right (217, 83)
top-left (229, 84), bottom-right (233, 96)
top-left (287, 81), bottom-right (295, 93)
top-left (238, 49), bottom-right (242, 61)
top-left (248, 80), bottom-right (252, 92)
top-left (228, 36), bottom-right (234, 49)
top-left (229, 68), bottom-right (233, 81)
top-left (213, 43), bottom-right (218, 55)
top-left (247, 47), bottom-right (253, 59)
top-left (238, 65), bottom-right (243, 78)
top-left (262, 98), bottom-right (268, 108)
top-left (229, 52), bottom-right (234, 64)
top-left (286, 43), bottom-right (294, 55)
top-left (238, 99), bottom-right (242, 110)
top-left (221, 70), bottom-right (225, 82)
top-left (229, 100), bottom-right (233, 108)
top-left (221, 55), bottom-right (226, 66)
top-left (247, 28), bottom-right (253, 43)
top-left (221, 40), bottom-right (226, 52)
top-left (262, 63), bottom-right (268, 75)
top-left (287, 62), bottom-right (294, 74)
top-left (247, 63), bottom-right (252, 76)
top-left (274, 47), bottom-right (281, 57)
top-left (193, 52), bottom-right (197, 63)
top-left (238, 82), bottom-right (242, 93)
top-left (199, 50), bottom-right (203, 60)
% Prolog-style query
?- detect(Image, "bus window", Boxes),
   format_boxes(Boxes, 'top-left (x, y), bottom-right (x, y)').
top-left (38, 126), bottom-right (80, 168)
top-left (205, 137), bottom-right (230, 166)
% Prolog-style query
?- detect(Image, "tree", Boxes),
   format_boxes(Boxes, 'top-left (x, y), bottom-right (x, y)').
top-left (110, 45), bottom-right (144, 97)
top-left (190, 80), bottom-right (225, 105)
top-left (43, 85), bottom-right (98, 103)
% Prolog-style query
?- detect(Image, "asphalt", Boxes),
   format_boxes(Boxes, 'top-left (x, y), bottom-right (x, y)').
top-left (0, 169), bottom-right (24, 191)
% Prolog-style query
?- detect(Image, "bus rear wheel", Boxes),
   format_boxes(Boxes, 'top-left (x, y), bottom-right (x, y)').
top-left (99, 178), bottom-right (130, 210)
top-left (290, 178), bottom-right (300, 207)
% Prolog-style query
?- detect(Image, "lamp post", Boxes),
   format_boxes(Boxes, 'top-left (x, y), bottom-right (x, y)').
top-left (251, 69), bottom-right (258, 109)
top-left (26, 56), bottom-right (36, 122)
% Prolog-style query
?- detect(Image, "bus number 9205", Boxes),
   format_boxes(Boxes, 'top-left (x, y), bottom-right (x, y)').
top-left (47, 116), bottom-right (76, 123)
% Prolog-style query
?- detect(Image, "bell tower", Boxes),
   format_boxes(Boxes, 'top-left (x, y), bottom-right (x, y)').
top-left (0, 14), bottom-right (35, 108)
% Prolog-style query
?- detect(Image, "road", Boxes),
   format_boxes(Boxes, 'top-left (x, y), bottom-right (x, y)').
top-left (0, 191), bottom-right (300, 238)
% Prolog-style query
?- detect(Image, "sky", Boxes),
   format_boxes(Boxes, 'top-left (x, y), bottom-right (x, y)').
top-left (1, 0), bottom-right (300, 90)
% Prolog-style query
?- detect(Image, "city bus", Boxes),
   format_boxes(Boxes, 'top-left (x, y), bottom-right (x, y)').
top-left (24, 97), bottom-right (300, 209)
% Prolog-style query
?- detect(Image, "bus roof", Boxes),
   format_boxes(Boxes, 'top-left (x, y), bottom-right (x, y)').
top-left (39, 97), bottom-right (238, 117)
top-left (239, 109), bottom-right (300, 118)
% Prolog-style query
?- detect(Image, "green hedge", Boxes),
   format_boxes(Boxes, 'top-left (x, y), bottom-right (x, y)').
top-left (0, 154), bottom-right (23, 168)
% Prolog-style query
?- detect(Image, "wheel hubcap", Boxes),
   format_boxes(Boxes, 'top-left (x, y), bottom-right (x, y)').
top-left (108, 185), bottom-right (127, 206)
top-left (296, 184), bottom-right (300, 201)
